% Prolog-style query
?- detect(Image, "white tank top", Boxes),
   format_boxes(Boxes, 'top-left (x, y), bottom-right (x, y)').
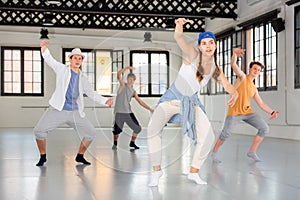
top-left (174, 60), bottom-right (215, 96)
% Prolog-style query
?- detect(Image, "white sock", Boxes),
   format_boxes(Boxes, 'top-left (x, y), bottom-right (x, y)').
top-left (148, 170), bottom-right (163, 187)
top-left (247, 151), bottom-right (262, 162)
top-left (187, 173), bottom-right (207, 185)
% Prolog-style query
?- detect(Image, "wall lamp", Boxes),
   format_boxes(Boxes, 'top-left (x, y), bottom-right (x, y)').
top-left (40, 28), bottom-right (49, 40)
top-left (144, 32), bottom-right (152, 42)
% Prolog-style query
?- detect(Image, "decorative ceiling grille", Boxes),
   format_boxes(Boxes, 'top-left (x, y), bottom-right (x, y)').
top-left (0, 0), bottom-right (237, 32)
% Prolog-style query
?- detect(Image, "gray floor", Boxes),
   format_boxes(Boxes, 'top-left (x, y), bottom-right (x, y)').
top-left (1, 127), bottom-right (300, 200)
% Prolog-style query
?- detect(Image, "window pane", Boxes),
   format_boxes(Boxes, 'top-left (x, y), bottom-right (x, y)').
top-left (13, 83), bottom-right (21, 93)
top-left (4, 72), bottom-right (12, 82)
top-left (33, 83), bottom-right (41, 93)
top-left (24, 51), bottom-right (32, 60)
top-left (151, 74), bottom-right (159, 84)
top-left (140, 73), bottom-right (149, 84)
top-left (2, 48), bottom-right (43, 95)
top-left (33, 61), bottom-right (41, 71)
top-left (131, 51), bottom-right (169, 96)
top-left (150, 53), bottom-right (168, 95)
top-left (33, 72), bottom-right (41, 82)
top-left (253, 22), bottom-right (277, 90)
top-left (25, 60), bottom-right (33, 71)
top-left (25, 82), bottom-right (33, 93)
top-left (25, 72), bottom-right (32, 82)
top-left (13, 50), bottom-right (21, 60)
top-left (5, 83), bottom-right (12, 93)
top-left (4, 61), bottom-right (12, 70)
top-left (34, 51), bottom-right (41, 60)
top-left (296, 8), bottom-right (300, 88)
top-left (96, 51), bottom-right (112, 95)
top-left (297, 49), bottom-right (300, 65)
top-left (13, 72), bottom-right (21, 82)
top-left (13, 61), bottom-right (21, 71)
top-left (4, 50), bottom-right (12, 60)
top-left (152, 85), bottom-right (160, 94)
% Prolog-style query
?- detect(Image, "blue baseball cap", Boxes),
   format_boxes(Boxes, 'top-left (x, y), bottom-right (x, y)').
top-left (198, 31), bottom-right (216, 44)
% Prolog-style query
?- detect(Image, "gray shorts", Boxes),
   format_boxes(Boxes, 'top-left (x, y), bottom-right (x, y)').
top-left (113, 113), bottom-right (141, 135)
top-left (34, 106), bottom-right (97, 141)
top-left (219, 113), bottom-right (269, 141)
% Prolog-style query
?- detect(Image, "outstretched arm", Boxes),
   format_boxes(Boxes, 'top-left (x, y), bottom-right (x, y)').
top-left (134, 92), bottom-right (154, 112)
top-left (174, 18), bottom-right (198, 64)
top-left (218, 67), bottom-right (239, 107)
top-left (231, 48), bottom-right (246, 80)
top-left (253, 90), bottom-right (279, 120)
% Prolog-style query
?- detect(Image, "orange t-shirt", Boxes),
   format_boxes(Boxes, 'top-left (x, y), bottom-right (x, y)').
top-left (227, 75), bottom-right (257, 116)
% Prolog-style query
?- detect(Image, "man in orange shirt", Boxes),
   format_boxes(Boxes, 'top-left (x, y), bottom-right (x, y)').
top-left (211, 48), bottom-right (279, 163)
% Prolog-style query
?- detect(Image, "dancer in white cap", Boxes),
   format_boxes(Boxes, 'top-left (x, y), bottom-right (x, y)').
top-left (147, 18), bottom-right (239, 186)
top-left (34, 40), bottom-right (113, 166)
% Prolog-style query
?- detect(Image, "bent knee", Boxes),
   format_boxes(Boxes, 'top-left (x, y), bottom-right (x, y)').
top-left (134, 126), bottom-right (142, 134)
top-left (34, 130), bottom-right (47, 140)
top-left (219, 131), bottom-right (230, 141)
top-left (257, 126), bottom-right (269, 137)
top-left (83, 136), bottom-right (94, 141)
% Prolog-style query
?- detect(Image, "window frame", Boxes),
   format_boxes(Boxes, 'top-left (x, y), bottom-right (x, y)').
top-left (251, 21), bottom-right (278, 91)
top-left (295, 5), bottom-right (300, 88)
top-left (130, 50), bottom-right (170, 97)
top-left (240, 10), bottom-right (278, 91)
top-left (1, 46), bottom-right (44, 96)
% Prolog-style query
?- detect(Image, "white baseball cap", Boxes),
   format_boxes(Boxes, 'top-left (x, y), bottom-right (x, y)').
top-left (68, 48), bottom-right (85, 59)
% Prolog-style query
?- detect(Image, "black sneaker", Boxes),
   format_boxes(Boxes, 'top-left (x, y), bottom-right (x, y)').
top-left (129, 141), bottom-right (140, 149)
top-left (75, 154), bottom-right (91, 165)
top-left (112, 144), bottom-right (117, 150)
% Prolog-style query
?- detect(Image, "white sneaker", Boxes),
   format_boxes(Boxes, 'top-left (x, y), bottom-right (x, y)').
top-left (211, 152), bottom-right (221, 163)
top-left (148, 170), bottom-right (163, 187)
top-left (187, 173), bottom-right (207, 185)
top-left (247, 151), bottom-right (262, 162)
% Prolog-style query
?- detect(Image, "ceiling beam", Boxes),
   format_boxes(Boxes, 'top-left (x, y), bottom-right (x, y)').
top-left (0, 0), bottom-right (237, 32)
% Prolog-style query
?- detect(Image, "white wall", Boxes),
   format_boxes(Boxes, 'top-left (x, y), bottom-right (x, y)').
top-left (237, 0), bottom-right (283, 25)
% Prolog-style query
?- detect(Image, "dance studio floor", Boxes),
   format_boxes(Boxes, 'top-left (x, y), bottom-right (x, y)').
top-left (0, 127), bottom-right (300, 200)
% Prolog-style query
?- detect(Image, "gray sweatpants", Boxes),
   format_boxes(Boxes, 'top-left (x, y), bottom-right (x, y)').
top-left (219, 113), bottom-right (269, 141)
top-left (34, 106), bottom-right (97, 141)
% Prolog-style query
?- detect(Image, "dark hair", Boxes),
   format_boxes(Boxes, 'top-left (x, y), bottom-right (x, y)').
top-left (69, 55), bottom-right (84, 59)
top-left (249, 61), bottom-right (264, 70)
top-left (196, 45), bottom-right (220, 83)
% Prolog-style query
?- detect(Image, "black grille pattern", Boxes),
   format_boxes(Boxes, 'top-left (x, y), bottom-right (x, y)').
top-left (0, 0), bottom-right (237, 32)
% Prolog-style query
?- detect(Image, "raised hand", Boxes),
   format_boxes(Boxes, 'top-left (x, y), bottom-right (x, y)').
top-left (40, 40), bottom-right (50, 52)
top-left (175, 18), bottom-right (193, 25)
top-left (234, 48), bottom-right (246, 58)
